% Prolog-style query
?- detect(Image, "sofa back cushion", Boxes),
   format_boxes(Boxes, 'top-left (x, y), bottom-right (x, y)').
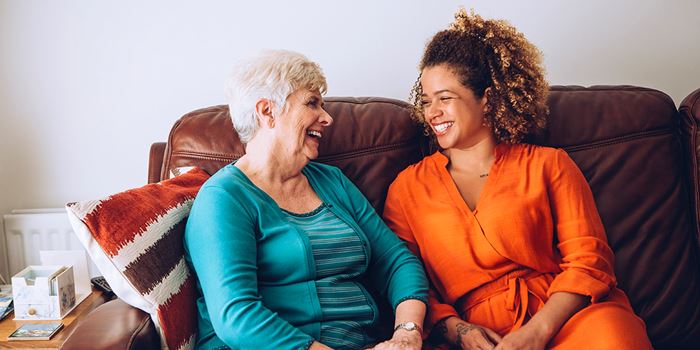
top-left (161, 97), bottom-right (427, 212)
top-left (537, 86), bottom-right (700, 347)
top-left (158, 88), bottom-right (700, 348)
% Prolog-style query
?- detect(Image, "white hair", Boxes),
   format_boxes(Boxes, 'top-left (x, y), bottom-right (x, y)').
top-left (225, 50), bottom-right (327, 144)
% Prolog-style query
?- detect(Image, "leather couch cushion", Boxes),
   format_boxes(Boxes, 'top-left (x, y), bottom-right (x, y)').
top-left (536, 86), bottom-right (700, 347)
top-left (162, 97), bottom-right (427, 213)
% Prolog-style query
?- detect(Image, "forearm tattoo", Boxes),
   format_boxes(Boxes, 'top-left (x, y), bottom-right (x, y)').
top-left (455, 322), bottom-right (476, 347)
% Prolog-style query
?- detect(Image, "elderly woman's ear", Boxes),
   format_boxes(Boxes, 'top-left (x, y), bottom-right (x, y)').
top-left (255, 98), bottom-right (275, 128)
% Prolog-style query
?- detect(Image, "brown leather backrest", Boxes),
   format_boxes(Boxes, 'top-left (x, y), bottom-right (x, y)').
top-left (159, 97), bottom-right (427, 212)
top-left (153, 87), bottom-right (700, 348)
top-left (540, 86), bottom-right (700, 347)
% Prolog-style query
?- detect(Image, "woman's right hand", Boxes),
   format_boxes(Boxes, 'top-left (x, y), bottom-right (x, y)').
top-left (438, 317), bottom-right (502, 350)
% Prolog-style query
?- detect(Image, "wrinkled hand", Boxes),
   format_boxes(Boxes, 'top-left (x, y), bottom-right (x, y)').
top-left (456, 323), bottom-right (502, 350)
top-left (493, 323), bottom-right (547, 350)
top-left (369, 329), bottom-right (422, 350)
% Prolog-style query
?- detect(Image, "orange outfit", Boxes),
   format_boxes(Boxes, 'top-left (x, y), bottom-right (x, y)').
top-left (383, 144), bottom-right (651, 349)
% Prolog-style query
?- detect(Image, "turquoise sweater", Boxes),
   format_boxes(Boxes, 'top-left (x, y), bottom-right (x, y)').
top-left (184, 162), bottom-right (428, 350)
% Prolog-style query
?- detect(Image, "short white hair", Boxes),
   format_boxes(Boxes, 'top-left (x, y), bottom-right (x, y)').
top-left (225, 50), bottom-right (327, 144)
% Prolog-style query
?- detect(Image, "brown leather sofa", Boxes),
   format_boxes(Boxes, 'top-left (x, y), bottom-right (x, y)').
top-left (62, 86), bottom-right (700, 349)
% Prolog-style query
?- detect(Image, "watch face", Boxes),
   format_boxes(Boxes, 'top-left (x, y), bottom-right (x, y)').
top-left (395, 321), bottom-right (421, 334)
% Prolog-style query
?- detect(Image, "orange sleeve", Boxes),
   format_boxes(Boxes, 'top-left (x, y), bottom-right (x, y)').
top-left (546, 149), bottom-right (616, 302)
top-left (384, 179), bottom-right (460, 333)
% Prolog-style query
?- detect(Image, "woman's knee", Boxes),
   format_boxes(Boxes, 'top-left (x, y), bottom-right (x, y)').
top-left (549, 302), bottom-right (651, 349)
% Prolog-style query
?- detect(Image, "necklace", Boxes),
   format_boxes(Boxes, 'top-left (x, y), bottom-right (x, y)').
top-left (479, 173), bottom-right (489, 178)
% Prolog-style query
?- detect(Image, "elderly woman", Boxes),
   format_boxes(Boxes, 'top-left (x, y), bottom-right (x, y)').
top-left (383, 10), bottom-right (652, 350)
top-left (184, 50), bottom-right (428, 350)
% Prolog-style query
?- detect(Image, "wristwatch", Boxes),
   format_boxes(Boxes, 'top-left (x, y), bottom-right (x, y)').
top-left (393, 321), bottom-right (423, 336)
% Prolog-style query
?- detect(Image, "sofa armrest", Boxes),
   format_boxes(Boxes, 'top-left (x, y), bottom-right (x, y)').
top-left (60, 299), bottom-right (160, 350)
top-left (680, 87), bottom-right (700, 241)
top-left (149, 142), bottom-right (167, 184)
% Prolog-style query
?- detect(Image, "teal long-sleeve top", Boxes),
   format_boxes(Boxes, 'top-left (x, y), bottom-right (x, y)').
top-left (184, 162), bottom-right (429, 350)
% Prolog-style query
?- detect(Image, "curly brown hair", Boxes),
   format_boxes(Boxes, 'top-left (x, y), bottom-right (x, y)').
top-left (411, 8), bottom-right (549, 144)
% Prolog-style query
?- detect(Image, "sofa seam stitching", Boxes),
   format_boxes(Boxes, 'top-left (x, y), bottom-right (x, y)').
top-left (169, 139), bottom-right (422, 163)
top-left (556, 128), bottom-right (673, 153)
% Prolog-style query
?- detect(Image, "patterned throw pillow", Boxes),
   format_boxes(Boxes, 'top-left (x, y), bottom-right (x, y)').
top-left (66, 167), bottom-right (210, 350)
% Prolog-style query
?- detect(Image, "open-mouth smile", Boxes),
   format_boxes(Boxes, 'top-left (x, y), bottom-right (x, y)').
top-left (306, 130), bottom-right (322, 138)
top-left (432, 121), bottom-right (453, 135)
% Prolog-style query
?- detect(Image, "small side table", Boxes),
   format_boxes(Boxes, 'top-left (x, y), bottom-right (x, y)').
top-left (0, 290), bottom-right (108, 349)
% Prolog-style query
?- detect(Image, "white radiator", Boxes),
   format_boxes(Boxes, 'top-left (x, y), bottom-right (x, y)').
top-left (2, 208), bottom-right (98, 278)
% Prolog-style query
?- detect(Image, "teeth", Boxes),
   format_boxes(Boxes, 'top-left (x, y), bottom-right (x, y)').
top-left (307, 130), bottom-right (322, 138)
top-left (434, 122), bottom-right (453, 133)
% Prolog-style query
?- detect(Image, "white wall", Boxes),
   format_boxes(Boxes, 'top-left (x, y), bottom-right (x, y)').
top-left (1, 0), bottom-right (699, 279)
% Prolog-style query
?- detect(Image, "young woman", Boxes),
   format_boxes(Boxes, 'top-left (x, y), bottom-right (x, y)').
top-left (383, 9), bottom-right (652, 350)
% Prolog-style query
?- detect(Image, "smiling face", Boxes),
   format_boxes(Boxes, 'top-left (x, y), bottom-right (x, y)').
top-left (420, 64), bottom-right (491, 150)
top-left (274, 88), bottom-right (333, 161)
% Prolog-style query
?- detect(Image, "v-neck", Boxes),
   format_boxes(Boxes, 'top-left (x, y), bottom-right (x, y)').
top-left (434, 144), bottom-right (508, 217)
top-left (229, 162), bottom-right (326, 212)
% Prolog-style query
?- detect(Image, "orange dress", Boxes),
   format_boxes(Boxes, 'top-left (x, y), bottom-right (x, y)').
top-left (383, 144), bottom-right (651, 349)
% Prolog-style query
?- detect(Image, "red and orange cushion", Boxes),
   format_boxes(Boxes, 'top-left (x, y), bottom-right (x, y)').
top-left (66, 167), bottom-right (210, 350)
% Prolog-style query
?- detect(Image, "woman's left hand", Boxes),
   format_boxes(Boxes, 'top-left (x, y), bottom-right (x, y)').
top-left (368, 329), bottom-right (422, 350)
top-left (493, 292), bottom-right (589, 350)
top-left (493, 323), bottom-right (547, 350)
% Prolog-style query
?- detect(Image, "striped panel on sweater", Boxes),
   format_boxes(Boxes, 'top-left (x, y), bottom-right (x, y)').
top-left (282, 204), bottom-right (375, 350)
